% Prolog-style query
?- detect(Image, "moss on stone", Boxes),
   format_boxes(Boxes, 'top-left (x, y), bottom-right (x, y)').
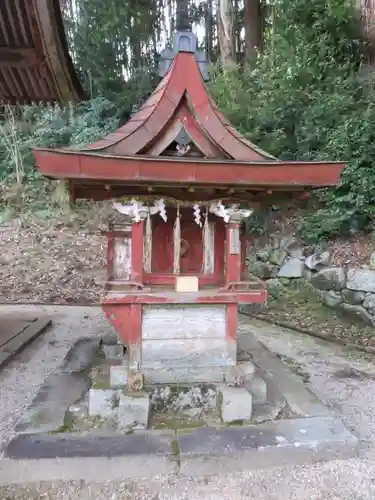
top-left (171, 439), bottom-right (180, 458)
top-left (276, 354), bottom-right (310, 383)
top-left (225, 420), bottom-right (245, 426)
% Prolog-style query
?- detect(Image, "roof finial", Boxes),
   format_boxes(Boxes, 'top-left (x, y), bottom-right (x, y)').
top-left (176, 0), bottom-right (191, 32)
top-left (158, 0), bottom-right (209, 81)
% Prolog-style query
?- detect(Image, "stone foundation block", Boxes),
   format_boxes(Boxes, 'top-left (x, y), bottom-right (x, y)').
top-left (69, 403), bottom-right (88, 421)
top-left (118, 393), bottom-right (150, 431)
top-left (103, 344), bottom-right (125, 361)
top-left (144, 366), bottom-right (227, 385)
top-left (110, 364), bottom-right (129, 389)
top-left (88, 388), bottom-right (118, 419)
top-left (219, 387), bottom-right (252, 423)
top-left (225, 361), bottom-right (255, 387)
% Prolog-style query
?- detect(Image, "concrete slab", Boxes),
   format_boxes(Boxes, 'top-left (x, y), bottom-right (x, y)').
top-left (1, 430), bottom-right (177, 483)
top-left (59, 337), bottom-right (101, 373)
top-left (0, 455), bottom-right (178, 484)
top-left (16, 372), bottom-right (91, 433)
top-left (0, 317), bottom-right (33, 346)
top-left (238, 331), bottom-right (331, 418)
top-left (5, 430), bottom-right (175, 459)
top-left (4, 415), bottom-right (358, 481)
top-left (0, 318), bottom-right (51, 369)
top-left (178, 416), bottom-right (359, 476)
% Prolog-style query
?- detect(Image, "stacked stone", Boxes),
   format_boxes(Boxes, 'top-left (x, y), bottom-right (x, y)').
top-left (246, 235), bottom-right (375, 327)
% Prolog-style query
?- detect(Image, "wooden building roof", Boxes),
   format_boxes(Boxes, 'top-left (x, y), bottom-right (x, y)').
top-left (0, 0), bottom-right (84, 104)
top-left (33, 31), bottom-right (345, 204)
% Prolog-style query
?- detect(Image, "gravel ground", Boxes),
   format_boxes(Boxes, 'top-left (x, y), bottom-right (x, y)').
top-left (1, 305), bottom-right (375, 499)
top-left (0, 305), bottom-right (110, 450)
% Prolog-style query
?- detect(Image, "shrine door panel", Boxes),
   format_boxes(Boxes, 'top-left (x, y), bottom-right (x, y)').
top-left (151, 215), bottom-right (203, 274)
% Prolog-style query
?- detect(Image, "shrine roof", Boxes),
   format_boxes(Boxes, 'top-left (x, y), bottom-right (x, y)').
top-left (80, 49), bottom-right (276, 161)
top-left (33, 31), bottom-right (346, 201)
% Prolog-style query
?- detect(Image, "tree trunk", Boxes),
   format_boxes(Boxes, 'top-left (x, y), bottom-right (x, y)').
top-left (176, 0), bottom-right (191, 31)
top-left (205, 0), bottom-right (214, 60)
top-left (357, 0), bottom-right (375, 64)
top-left (243, 0), bottom-right (263, 66)
top-left (217, 0), bottom-right (236, 70)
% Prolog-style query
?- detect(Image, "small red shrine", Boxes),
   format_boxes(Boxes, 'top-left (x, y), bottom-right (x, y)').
top-left (33, 30), bottom-right (345, 386)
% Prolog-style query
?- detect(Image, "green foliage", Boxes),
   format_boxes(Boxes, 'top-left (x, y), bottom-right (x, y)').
top-left (210, 0), bottom-right (375, 242)
top-left (0, 97), bottom-right (121, 212)
top-left (65, 0), bottom-right (161, 100)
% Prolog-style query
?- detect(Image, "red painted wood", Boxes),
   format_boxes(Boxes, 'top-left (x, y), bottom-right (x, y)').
top-left (144, 104), bottom-right (223, 157)
top-left (33, 50), bottom-right (346, 181)
top-left (88, 75), bottom-right (173, 151)
top-left (214, 221), bottom-right (225, 280)
top-left (143, 274), bottom-right (222, 287)
top-left (149, 211), bottom-right (225, 282)
top-left (101, 303), bottom-right (141, 345)
top-left (101, 290), bottom-right (267, 305)
top-left (34, 149), bottom-right (345, 189)
top-left (226, 303), bottom-right (238, 342)
top-left (225, 222), bottom-right (241, 284)
top-left (131, 220), bottom-right (144, 283)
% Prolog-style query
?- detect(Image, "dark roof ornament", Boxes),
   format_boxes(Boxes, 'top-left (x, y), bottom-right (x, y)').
top-left (158, 0), bottom-right (209, 81)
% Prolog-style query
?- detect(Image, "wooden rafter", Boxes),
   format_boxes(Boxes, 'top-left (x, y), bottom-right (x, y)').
top-left (0, 0), bottom-right (84, 105)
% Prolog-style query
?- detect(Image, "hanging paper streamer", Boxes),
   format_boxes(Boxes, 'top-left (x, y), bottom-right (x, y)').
top-left (173, 204), bottom-right (181, 275)
top-left (113, 199), bottom-right (144, 222)
top-left (209, 200), bottom-right (230, 223)
top-left (154, 198), bottom-right (167, 222)
top-left (143, 209), bottom-right (152, 273)
top-left (193, 204), bottom-right (202, 227)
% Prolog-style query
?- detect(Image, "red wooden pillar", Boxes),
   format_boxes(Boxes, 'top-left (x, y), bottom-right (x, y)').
top-left (131, 220), bottom-right (145, 283)
top-left (225, 220), bottom-right (241, 284)
top-left (102, 302), bottom-right (142, 383)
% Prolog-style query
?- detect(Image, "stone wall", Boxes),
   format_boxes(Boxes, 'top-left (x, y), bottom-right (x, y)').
top-left (246, 236), bottom-right (375, 327)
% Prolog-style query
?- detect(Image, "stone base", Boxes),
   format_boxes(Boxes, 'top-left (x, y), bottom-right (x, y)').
top-left (141, 304), bottom-right (235, 385)
top-left (143, 366), bottom-right (229, 385)
top-left (219, 386), bottom-right (252, 423)
top-left (118, 393), bottom-right (150, 431)
top-left (2, 417), bottom-right (358, 482)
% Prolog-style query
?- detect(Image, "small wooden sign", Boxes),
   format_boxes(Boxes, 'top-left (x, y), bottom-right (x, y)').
top-left (229, 227), bottom-right (240, 255)
top-left (176, 276), bottom-right (199, 292)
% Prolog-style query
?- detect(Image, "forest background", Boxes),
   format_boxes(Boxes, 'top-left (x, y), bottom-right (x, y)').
top-left (1, 0), bottom-right (375, 244)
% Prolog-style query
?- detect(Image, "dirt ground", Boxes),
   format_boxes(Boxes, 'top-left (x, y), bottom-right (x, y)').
top-left (1, 210), bottom-right (373, 306)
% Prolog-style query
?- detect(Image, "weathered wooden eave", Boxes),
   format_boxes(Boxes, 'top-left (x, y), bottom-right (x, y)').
top-left (0, 0), bottom-right (84, 105)
top-left (33, 148), bottom-right (346, 190)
